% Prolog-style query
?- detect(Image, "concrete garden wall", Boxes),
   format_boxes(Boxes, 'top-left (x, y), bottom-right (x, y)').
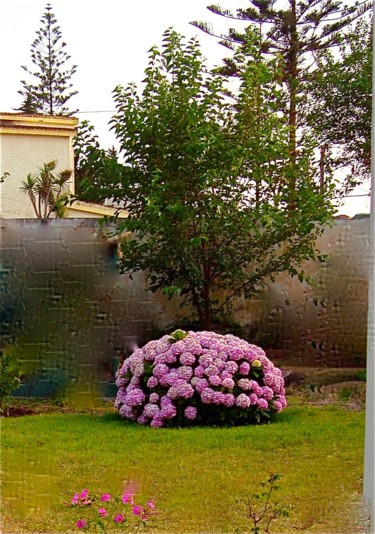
top-left (0, 217), bottom-right (370, 396)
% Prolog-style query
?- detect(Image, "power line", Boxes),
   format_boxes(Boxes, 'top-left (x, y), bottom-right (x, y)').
top-left (76, 110), bottom-right (115, 114)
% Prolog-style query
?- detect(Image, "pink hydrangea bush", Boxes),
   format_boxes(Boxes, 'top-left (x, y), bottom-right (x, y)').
top-left (115, 330), bottom-right (287, 427)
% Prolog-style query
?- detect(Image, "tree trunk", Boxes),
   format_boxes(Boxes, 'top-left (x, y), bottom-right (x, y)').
top-left (288, 0), bottom-right (298, 210)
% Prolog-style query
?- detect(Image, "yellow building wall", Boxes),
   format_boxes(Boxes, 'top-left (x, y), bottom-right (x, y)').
top-left (0, 114), bottom-right (77, 219)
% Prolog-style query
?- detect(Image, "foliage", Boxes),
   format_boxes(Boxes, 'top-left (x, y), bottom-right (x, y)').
top-left (73, 120), bottom-right (120, 202)
top-left (17, 3), bottom-right (77, 115)
top-left (192, 0), bottom-right (370, 75)
top-left (238, 473), bottom-right (290, 534)
top-left (96, 29), bottom-right (335, 328)
top-left (67, 487), bottom-right (157, 532)
top-left (115, 330), bottom-right (286, 427)
top-left (304, 19), bottom-right (372, 189)
top-left (0, 349), bottom-right (21, 413)
top-left (354, 369), bottom-right (367, 382)
top-left (20, 160), bottom-right (72, 219)
top-left (0, 171), bottom-right (10, 183)
top-left (191, 0), bottom-right (371, 191)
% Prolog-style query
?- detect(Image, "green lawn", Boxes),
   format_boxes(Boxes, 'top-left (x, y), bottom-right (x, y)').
top-left (1, 399), bottom-right (366, 533)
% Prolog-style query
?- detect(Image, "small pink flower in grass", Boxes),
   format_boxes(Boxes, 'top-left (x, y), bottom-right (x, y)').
top-left (98, 507), bottom-right (107, 517)
top-left (122, 492), bottom-right (134, 505)
top-left (80, 489), bottom-right (89, 499)
top-left (132, 505), bottom-right (144, 516)
top-left (100, 493), bottom-right (111, 502)
top-left (71, 493), bottom-right (79, 505)
top-left (114, 513), bottom-right (125, 523)
top-left (76, 519), bottom-right (87, 529)
top-left (147, 500), bottom-right (156, 510)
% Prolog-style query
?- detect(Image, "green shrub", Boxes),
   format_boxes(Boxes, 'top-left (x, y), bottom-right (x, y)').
top-left (0, 349), bottom-right (21, 413)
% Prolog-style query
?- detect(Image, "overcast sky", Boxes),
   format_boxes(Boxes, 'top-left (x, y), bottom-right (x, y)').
top-left (0, 0), bottom-right (370, 216)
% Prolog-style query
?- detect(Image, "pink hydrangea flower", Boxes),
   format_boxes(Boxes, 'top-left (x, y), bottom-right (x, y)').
top-left (151, 416), bottom-right (165, 428)
top-left (212, 391), bottom-right (225, 405)
top-left (205, 364), bottom-right (219, 377)
top-left (239, 361), bottom-right (250, 375)
top-left (147, 376), bottom-right (158, 388)
top-left (262, 386), bottom-right (274, 400)
top-left (222, 377), bottom-right (235, 389)
top-left (125, 388), bottom-right (145, 407)
top-left (227, 347), bottom-right (244, 360)
top-left (177, 382), bottom-right (194, 399)
top-left (213, 358), bottom-right (226, 371)
top-left (194, 365), bottom-right (205, 377)
top-left (238, 378), bottom-right (252, 391)
top-left (257, 398), bottom-right (268, 410)
top-left (225, 361), bottom-right (238, 374)
top-left (236, 393), bottom-right (251, 408)
top-left (164, 350), bottom-right (178, 364)
top-left (250, 381), bottom-right (263, 396)
top-left (149, 392), bottom-right (159, 403)
top-left (184, 406), bottom-right (197, 420)
top-left (144, 403), bottom-right (160, 418)
top-left (137, 413), bottom-right (149, 425)
top-left (195, 377), bottom-right (209, 393)
top-left (180, 352), bottom-right (196, 365)
top-left (153, 363), bottom-right (169, 378)
top-left (223, 393), bottom-right (235, 407)
top-left (208, 374), bottom-right (221, 386)
top-left (177, 366), bottom-right (194, 381)
top-left (201, 387), bottom-right (214, 404)
top-left (199, 354), bottom-right (213, 367)
top-left (160, 403), bottom-right (177, 419)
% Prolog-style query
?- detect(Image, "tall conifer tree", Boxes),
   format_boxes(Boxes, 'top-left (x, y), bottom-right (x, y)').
top-left (191, 0), bottom-right (371, 196)
top-left (18, 3), bottom-right (77, 115)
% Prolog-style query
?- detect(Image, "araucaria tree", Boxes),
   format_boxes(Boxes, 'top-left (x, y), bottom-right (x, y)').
top-left (18, 3), bottom-right (77, 115)
top-left (87, 29), bottom-right (334, 329)
top-left (191, 0), bottom-right (371, 193)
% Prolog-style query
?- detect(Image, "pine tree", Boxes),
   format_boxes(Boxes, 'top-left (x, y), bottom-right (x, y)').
top-left (17, 3), bottom-right (78, 115)
top-left (191, 0), bottom-right (371, 196)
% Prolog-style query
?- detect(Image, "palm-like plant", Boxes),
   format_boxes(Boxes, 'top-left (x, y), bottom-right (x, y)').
top-left (20, 160), bottom-right (72, 218)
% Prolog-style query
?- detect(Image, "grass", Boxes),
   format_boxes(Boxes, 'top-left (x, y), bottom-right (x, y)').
top-left (1, 396), bottom-right (366, 533)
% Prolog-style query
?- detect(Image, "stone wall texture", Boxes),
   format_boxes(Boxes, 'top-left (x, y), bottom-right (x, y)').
top-left (0, 217), bottom-right (370, 395)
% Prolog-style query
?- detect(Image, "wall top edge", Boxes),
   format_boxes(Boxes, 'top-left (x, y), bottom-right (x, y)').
top-left (0, 113), bottom-right (78, 130)
top-left (0, 218), bottom-right (114, 227)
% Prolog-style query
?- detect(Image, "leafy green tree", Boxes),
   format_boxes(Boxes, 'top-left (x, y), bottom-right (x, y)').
top-left (81, 29), bottom-right (334, 329)
top-left (20, 160), bottom-right (72, 219)
top-left (73, 120), bottom-right (121, 202)
top-left (191, 0), bottom-right (371, 192)
top-left (304, 18), bottom-right (372, 189)
top-left (17, 3), bottom-right (77, 115)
